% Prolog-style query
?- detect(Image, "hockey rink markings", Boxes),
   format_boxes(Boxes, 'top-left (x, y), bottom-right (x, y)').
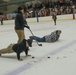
top-left (5, 40), bottom-right (76, 75)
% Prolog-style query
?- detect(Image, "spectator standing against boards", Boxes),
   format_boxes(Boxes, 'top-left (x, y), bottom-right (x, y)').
top-left (0, 17), bottom-right (3, 25)
top-left (52, 11), bottom-right (57, 25)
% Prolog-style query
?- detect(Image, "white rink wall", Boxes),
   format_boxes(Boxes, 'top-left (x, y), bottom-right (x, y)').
top-left (3, 14), bottom-right (75, 25)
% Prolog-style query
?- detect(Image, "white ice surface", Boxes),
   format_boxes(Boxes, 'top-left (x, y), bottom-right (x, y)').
top-left (0, 20), bottom-right (76, 75)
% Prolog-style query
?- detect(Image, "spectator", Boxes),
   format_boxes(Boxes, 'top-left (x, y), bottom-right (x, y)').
top-left (0, 17), bottom-right (3, 25)
top-left (52, 11), bottom-right (57, 25)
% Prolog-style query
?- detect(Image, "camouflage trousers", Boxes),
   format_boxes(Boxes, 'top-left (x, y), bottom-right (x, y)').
top-left (0, 44), bottom-right (14, 54)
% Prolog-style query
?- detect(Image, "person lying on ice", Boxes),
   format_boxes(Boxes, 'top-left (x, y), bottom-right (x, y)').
top-left (30, 30), bottom-right (61, 42)
top-left (0, 39), bottom-right (32, 61)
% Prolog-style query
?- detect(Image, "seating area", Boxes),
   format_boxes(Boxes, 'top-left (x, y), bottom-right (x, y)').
top-left (0, 0), bottom-right (76, 20)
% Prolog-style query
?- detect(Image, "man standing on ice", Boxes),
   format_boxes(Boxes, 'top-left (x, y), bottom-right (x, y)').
top-left (15, 7), bottom-right (30, 43)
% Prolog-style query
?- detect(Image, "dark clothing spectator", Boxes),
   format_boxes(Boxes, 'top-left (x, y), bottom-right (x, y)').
top-left (0, 17), bottom-right (3, 25)
top-left (1, 18), bottom-right (3, 25)
top-left (52, 11), bottom-right (57, 25)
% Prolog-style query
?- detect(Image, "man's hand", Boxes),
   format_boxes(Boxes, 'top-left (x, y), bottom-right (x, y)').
top-left (24, 25), bottom-right (30, 29)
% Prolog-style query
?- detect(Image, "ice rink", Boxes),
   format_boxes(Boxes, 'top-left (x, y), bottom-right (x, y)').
top-left (0, 18), bottom-right (76, 75)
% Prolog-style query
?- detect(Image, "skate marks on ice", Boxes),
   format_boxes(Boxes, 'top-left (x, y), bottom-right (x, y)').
top-left (5, 40), bottom-right (76, 75)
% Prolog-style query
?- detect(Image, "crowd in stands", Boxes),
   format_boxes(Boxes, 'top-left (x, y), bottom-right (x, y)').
top-left (0, 0), bottom-right (76, 20)
top-left (23, 0), bottom-right (76, 18)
